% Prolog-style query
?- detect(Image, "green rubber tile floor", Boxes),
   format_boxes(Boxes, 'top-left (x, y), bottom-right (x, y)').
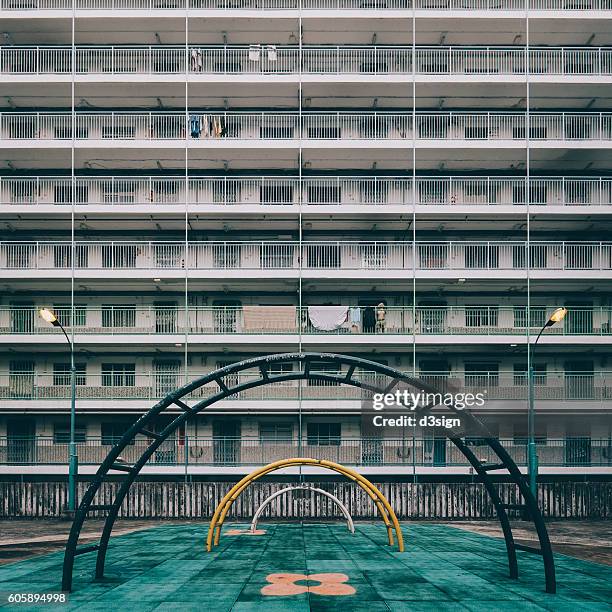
top-left (0, 523), bottom-right (611, 611)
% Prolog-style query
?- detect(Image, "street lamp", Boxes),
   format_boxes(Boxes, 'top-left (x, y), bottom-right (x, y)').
top-left (39, 308), bottom-right (78, 515)
top-left (528, 306), bottom-right (568, 497)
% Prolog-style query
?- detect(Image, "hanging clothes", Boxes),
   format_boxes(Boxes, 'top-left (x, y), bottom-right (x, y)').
top-left (363, 306), bottom-right (376, 333)
top-left (307, 306), bottom-right (348, 332)
top-left (249, 45), bottom-right (261, 62)
top-left (375, 302), bottom-right (386, 333)
top-left (349, 306), bottom-right (361, 333)
top-left (190, 48), bottom-right (203, 72)
top-left (201, 114), bottom-right (209, 137)
top-left (220, 116), bottom-right (227, 137)
top-left (267, 45), bottom-right (278, 62)
top-left (190, 114), bottom-right (201, 138)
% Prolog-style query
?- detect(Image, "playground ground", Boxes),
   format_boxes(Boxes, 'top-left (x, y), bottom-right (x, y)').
top-left (0, 521), bottom-right (611, 611)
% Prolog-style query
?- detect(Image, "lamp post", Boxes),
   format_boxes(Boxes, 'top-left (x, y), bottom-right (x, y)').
top-left (528, 306), bottom-right (568, 498)
top-left (39, 307), bottom-right (78, 515)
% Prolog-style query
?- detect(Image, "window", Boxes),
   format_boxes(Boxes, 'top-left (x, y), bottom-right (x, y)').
top-left (52, 304), bottom-right (87, 328)
top-left (101, 244), bottom-right (136, 268)
top-left (269, 362), bottom-right (293, 376)
top-left (465, 307), bottom-right (498, 327)
top-left (11, 181), bottom-right (36, 203)
top-left (102, 305), bottom-right (136, 329)
top-left (305, 244), bottom-right (340, 269)
top-left (513, 423), bottom-right (546, 446)
top-left (307, 422), bottom-right (341, 446)
top-left (259, 422), bottom-right (293, 444)
top-left (53, 422), bottom-right (86, 444)
top-left (102, 125), bottom-right (136, 139)
top-left (102, 363), bottom-right (135, 387)
top-left (513, 306), bottom-right (546, 329)
top-left (360, 181), bottom-right (388, 204)
top-left (307, 126), bottom-right (340, 139)
top-left (212, 181), bottom-right (240, 204)
top-left (513, 363), bottom-right (547, 386)
top-left (101, 422), bottom-right (134, 445)
top-left (261, 184), bottom-right (293, 204)
top-left (102, 180), bottom-right (136, 204)
top-left (307, 360), bottom-right (339, 387)
top-left (464, 245), bottom-right (499, 269)
top-left (419, 180), bottom-right (447, 204)
top-left (261, 125), bottom-right (294, 139)
top-left (463, 182), bottom-right (488, 204)
top-left (53, 184), bottom-right (88, 204)
top-left (464, 363), bottom-right (499, 387)
top-left (53, 363), bottom-right (86, 386)
top-left (307, 185), bottom-right (340, 204)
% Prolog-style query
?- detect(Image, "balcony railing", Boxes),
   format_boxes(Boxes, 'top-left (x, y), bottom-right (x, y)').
top-left (2, 111), bottom-right (611, 142)
top-left (0, 436), bottom-right (609, 468)
top-left (1, 370), bottom-right (609, 402)
top-left (2, 175), bottom-right (611, 207)
top-left (1, 306), bottom-right (610, 336)
top-left (1, 0), bottom-right (611, 11)
top-left (2, 46), bottom-right (611, 76)
top-left (1, 241), bottom-right (611, 271)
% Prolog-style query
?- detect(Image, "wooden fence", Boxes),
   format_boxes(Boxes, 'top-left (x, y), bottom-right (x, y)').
top-left (0, 481), bottom-right (609, 519)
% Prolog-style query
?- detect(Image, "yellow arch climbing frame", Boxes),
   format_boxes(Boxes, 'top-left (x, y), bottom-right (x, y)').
top-left (206, 458), bottom-right (404, 553)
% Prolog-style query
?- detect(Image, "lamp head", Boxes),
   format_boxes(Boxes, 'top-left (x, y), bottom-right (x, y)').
top-left (545, 307), bottom-right (567, 327)
top-left (39, 308), bottom-right (60, 326)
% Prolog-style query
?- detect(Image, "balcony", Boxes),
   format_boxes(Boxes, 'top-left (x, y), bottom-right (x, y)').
top-left (1, 306), bottom-right (611, 341)
top-left (2, 46), bottom-right (611, 79)
top-left (1, 0), bottom-right (610, 12)
top-left (1, 111), bottom-right (610, 145)
top-left (1, 369), bottom-right (609, 404)
top-left (1, 241), bottom-right (610, 278)
top-left (0, 436), bottom-right (609, 469)
top-left (2, 175), bottom-right (611, 209)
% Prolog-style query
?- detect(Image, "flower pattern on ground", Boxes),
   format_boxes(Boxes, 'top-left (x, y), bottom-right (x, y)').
top-left (261, 572), bottom-right (356, 596)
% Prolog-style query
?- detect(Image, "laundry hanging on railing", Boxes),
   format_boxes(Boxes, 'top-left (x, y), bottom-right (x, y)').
top-left (242, 305), bottom-right (297, 332)
top-left (190, 114), bottom-right (201, 138)
top-left (190, 48), bottom-right (203, 72)
top-left (349, 306), bottom-right (361, 332)
top-left (190, 115), bottom-right (227, 138)
top-left (307, 306), bottom-right (348, 331)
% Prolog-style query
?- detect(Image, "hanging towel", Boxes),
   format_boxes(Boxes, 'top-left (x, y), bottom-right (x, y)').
top-left (308, 306), bottom-right (348, 331)
top-left (249, 45), bottom-right (261, 62)
top-left (242, 305), bottom-right (297, 332)
top-left (267, 45), bottom-right (278, 62)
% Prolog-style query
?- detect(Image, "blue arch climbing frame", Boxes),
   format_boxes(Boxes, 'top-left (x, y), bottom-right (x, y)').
top-left (61, 352), bottom-right (556, 593)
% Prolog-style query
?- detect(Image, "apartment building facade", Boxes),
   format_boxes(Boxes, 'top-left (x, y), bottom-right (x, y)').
top-left (0, 0), bottom-right (611, 478)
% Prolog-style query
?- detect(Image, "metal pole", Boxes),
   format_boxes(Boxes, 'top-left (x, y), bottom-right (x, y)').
top-left (58, 321), bottom-right (77, 514)
top-left (528, 325), bottom-right (545, 497)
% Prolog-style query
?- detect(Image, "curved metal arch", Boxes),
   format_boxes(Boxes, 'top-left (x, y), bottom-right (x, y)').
top-left (61, 352), bottom-right (556, 594)
top-left (250, 485), bottom-right (355, 534)
top-left (208, 458), bottom-right (401, 551)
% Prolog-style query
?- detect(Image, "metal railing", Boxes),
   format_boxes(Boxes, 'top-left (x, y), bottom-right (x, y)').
top-left (0, 370), bottom-right (609, 402)
top-left (2, 111), bottom-right (611, 141)
top-left (2, 45), bottom-right (611, 76)
top-left (1, 241), bottom-right (611, 271)
top-left (1, 305), bottom-right (610, 336)
top-left (1, 0), bottom-right (611, 11)
top-left (2, 175), bottom-right (611, 207)
top-left (0, 436), bottom-right (609, 467)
